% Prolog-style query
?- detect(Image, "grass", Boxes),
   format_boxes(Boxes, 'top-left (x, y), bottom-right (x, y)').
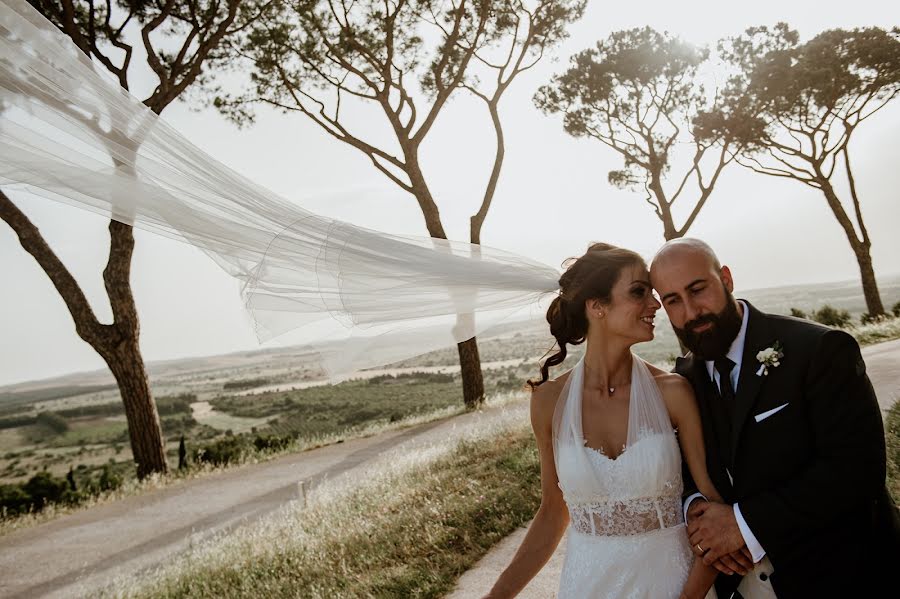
top-left (106, 405), bottom-right (539, 599)
top-left (846, 316), bottom-right (900, 347)
top-left (886, 400), bottom-right (900, 505)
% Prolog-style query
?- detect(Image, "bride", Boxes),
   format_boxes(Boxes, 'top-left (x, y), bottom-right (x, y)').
top-left (486, 243), bottom-right (721, 599)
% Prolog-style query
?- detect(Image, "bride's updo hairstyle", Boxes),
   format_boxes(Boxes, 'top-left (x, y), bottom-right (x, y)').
top-left (528, 242), bottom-right (645, 389)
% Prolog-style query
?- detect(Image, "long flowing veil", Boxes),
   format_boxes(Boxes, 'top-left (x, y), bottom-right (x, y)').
top-left (0, 0), bottom-right (561, 377)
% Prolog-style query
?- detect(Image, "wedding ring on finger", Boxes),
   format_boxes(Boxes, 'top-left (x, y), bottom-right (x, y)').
top-left (696, 543), bottom-right (704, 554)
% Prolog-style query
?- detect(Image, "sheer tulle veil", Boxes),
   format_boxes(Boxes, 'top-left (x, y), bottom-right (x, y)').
top-left (0, 0), bottom-right (563, 377)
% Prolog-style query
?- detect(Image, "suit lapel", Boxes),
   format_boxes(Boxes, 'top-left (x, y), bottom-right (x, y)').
top-left (730, 302), bottom-right (775, 462)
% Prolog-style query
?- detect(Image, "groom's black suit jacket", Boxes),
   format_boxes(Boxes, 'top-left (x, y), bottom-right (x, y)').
top-left (675, 301), bottom-right (900, 598)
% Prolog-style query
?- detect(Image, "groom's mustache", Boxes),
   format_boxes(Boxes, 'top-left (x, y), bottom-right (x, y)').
top-left (684, 314), bottom-right (719, 332)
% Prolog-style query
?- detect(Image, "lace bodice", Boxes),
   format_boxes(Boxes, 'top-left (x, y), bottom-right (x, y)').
top-left (553, 356), bottom-right (685, 537)
top-left (556, 433), bottom-right (684, 536)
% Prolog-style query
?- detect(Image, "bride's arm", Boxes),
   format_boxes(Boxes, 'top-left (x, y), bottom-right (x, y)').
top-left (662, 375), bottom-right (723, 503)
top-left (659, 374), bottom-right (724, 599)
top-left (483, 382), bottom-right (569, 599)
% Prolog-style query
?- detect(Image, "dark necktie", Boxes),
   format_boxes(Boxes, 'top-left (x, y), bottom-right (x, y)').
top-left (715, 357), bottom-right (736, 403)
top-left (713, 357), bottom-right (737, 474)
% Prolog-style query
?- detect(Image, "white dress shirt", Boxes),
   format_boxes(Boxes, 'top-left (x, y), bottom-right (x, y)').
top-left (683, 300), bottom-right (767, 564)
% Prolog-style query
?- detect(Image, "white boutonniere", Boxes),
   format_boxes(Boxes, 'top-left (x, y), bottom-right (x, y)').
top-left (756, 342), bottom-right (784, 376)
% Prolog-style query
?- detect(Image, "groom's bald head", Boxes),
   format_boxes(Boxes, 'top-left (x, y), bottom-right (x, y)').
top-left (650, 238), bottom-right (721, 273)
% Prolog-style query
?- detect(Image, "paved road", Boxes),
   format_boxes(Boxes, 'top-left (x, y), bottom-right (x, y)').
top-left (863, 338), bottom-right (900, 412)
top-left (448, 339), bottom-right (900, 598)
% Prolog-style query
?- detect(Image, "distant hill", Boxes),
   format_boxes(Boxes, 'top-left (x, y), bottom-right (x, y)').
top-left (2, 273), bottom-right (898, 406)
top-left (738, 273), bottom-right (900, 318)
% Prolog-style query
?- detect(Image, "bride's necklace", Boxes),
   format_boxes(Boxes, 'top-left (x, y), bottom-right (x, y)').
top-left (586, 376), bottom-right (631, 398)
top-left (585, 360), bottom-right (632, 398)
top-left (607, 378), bottom-right (630, 396)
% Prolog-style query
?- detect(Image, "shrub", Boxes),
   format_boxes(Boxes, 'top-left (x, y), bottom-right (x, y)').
top-left (0, 468), bottom-right (118, 518)
top-left (223, 378), bottom-right (271, 390)
top-left (161, 414), bottom-right (197, 437)
top-left (98, 464), bottom-right (123, 491)
top-left (34, 412), bottom-right (69, 435)
top-left (811, 305), bottom-right (852, 328)
top-left (253, 433), bottom-right (294, 453)
top-left (23, 470), bottom-right (69, 508)
top-left (338, 409), bottom-right (382, 426)
top-left (54, 402), bottom-right (122, 418)
top-left (860, 312), bottom-right (889, 325)
top-left (790, 307), bottom-right (808, 319)
top-left (892, 301), bottom-right (900, 318)
top-left (0, 484), bottom-right (32, 516)
top-left (155, 394), bottom-right (196, 416)
top-left (194, 435), bottom-right (249, 466)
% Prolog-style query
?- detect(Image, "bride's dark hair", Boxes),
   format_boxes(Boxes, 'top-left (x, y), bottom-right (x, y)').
top-left (527, 242), bottom-right (645, 389)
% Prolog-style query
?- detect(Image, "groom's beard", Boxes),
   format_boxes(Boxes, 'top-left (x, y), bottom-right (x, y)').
top-left (673, 291), bottom-right (742, 361)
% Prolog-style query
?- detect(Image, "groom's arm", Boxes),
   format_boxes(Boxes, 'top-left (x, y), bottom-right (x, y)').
top-left (737, 330), bottom-right (886, 559)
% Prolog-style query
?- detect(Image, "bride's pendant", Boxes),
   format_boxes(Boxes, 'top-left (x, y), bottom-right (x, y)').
top-left (608, 387), bottom-right (615, 395)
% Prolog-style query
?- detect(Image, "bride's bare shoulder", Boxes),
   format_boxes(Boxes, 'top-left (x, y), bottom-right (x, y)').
top-left (530, 370), bottom-right (571, 422)
top-left (645, 362), bottom-right (694, 403)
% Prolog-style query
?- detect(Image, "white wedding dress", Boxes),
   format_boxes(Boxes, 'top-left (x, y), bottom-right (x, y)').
top-left (554, 355), bottom-right (708, 598)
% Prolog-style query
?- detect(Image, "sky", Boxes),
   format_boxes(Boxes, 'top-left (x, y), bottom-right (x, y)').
top-left (2, 1), bottom-right (899, 387)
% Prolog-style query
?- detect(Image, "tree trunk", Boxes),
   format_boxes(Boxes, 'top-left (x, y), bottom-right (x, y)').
top-left (647, 170), bottom-right (678, 241)
top-left (850, 240), bottom-right (885, 318)
top-left (816, 178), bottom-right (885, 317)
top-left (101, 219), bottom-right (169, 477)
top-left (103, 337), bottom-right (168, 479)
top-left (457, 337), bottom-right (485, 409)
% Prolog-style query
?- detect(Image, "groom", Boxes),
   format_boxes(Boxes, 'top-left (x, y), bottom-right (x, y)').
top-left (649, 239), bottom-right (900, 599)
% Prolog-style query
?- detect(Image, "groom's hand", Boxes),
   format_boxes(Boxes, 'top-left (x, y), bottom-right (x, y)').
top-left (687, 502), bottom-right (746, 567)
top-left (710, 548), bottom-right (753, 576)
top-left (685, 497), bottom-right (707, 524)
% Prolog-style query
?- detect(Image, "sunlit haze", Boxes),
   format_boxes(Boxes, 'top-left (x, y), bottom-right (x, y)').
top-left (2, 1), bottom-right (899, 386)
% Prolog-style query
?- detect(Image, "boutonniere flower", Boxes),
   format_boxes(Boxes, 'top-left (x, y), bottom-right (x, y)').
top-left (756, 342), bottom-right (784, 376)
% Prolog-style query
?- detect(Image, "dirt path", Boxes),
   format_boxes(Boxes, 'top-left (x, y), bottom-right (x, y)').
top-left (448, 339), bottom-right (900, 598)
